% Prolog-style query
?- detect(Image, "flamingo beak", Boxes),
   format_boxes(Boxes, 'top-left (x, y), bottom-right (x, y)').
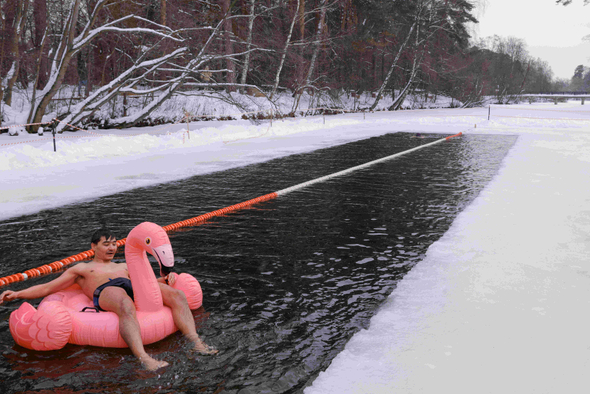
top-left (151, 244), bottom-right (175, 275)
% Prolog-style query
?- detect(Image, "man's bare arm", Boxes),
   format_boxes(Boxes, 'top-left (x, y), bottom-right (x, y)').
top-left (0, 265), bottom-right (81, 305)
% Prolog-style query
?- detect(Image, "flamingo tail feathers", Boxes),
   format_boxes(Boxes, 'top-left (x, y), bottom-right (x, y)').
top-left (9, 301), bottom-right (73, 351)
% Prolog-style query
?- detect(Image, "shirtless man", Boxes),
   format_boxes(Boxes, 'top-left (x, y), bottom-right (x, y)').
top-left (0, 229), bottom-right (217, 370)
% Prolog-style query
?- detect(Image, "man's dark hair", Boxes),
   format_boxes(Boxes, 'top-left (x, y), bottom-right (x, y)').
top-left (90, 228), bottom-right (117, 245)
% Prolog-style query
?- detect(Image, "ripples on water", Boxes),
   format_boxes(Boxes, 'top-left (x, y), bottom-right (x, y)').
top-left (0, 133), bottom-right (516, 393)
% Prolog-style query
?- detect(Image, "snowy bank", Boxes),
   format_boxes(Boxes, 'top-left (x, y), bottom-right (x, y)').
top-left (305, 102), bottom-right (590, 393)
top-left (1, 108), bottom-right (482, 221)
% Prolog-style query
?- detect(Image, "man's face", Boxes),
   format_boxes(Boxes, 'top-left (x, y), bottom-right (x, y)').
top-left (92, 236), bottom-right (117, 262)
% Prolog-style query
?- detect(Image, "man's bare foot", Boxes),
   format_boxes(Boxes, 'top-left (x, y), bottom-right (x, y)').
top-left (139, 355), bottom-right (169, 371)
top-left (188, 335), bottom-right (218, 355)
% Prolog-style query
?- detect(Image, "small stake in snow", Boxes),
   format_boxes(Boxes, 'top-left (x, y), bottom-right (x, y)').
top-left (184, 110), bottom-right (191, 139)
top-left (51, 120), bottom-right (58, 152)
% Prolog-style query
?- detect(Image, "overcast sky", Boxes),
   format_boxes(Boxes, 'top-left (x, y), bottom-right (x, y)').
top-left (470, 0), bottom-right (590, 80)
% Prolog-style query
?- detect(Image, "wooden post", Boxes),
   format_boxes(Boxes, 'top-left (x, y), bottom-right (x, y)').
top-left (51, 121), bottom-right (57, 152)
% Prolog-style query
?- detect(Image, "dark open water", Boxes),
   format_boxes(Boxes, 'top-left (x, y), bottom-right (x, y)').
top-left (0, 132), bottom-right (516, 393)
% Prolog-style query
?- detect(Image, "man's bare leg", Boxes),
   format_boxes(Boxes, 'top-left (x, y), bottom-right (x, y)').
top-left (99, 287), bottom-right (169, 370)
top-left (159, 283), bottom-right (218, 355)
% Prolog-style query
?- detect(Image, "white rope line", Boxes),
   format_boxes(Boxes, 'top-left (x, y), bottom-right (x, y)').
top-left (276, 133), bottom-right (460, 197)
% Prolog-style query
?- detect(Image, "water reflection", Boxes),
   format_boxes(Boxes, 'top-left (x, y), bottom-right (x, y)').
top-left (0, 133), bottom-right (516, 393)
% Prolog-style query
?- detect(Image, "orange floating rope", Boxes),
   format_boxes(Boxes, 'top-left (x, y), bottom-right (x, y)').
top-left (0, 193), bottom-right (279, 286)
top-left (446, 132), bottom-right (463, 140)
top-left (0, 132), bottom-right (464, 287)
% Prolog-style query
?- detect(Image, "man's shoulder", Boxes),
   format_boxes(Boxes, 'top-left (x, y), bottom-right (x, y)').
top-left (68, 262), bottom-right (89, 273)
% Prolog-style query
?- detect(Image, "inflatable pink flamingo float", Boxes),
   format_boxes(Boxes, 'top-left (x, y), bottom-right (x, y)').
top-left (8, 222), bottom-right (203, 350)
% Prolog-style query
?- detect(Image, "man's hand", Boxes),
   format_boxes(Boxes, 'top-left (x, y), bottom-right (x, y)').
top-left (0, 290), bottom-right (18, 305)
top-left (159, 271), bottom-right (177, 286)
top-left (165, 273), bottom-right (177, 287)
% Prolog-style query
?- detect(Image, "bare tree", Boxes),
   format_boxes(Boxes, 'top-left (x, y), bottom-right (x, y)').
top-left (239, 0), bottom-right (256, 92)
top-left (56, 48), bottom-right (189, 131)
top-left (270, 0), bottom-right (301, 100)
top-left (26, 0), bottom-right (185, 132)
top-left (389, 25), bottom-right (423, 111)
top-left (221, 0), bottom-right (235, 91)
top-left (489, 36), bottom-right (529, 103)
top-left (369, 22), bottom-right (416, 111)
top-left (1, 0), bottom-right (29, 107)
top-left (56, 9), bottom-right (266, 130)
top-left (388, 0), bottom-right (441, 111)
top-left (32, 0), bottom-right (49, 89)
top-left (292, 0), bottom-right (328, 113)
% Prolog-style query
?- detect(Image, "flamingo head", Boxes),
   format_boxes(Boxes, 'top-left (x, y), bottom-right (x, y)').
top-left (127, 222), bottom-right (175, 276)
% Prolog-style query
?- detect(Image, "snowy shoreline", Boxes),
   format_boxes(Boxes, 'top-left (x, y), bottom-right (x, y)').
top-left (2, 101), bottom-right (590, 392)
top-left (1, 105), bottom-right (487, 221)
top-left (305, 103), bottom-right (590, 393)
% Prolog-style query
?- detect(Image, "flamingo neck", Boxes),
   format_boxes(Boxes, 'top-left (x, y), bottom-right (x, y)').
top-left (125, 244), bottom-right (163, 312)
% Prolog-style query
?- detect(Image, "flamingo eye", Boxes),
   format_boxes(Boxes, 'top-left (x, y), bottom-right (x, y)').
top-left (145, 237), bottom-right (151, 245)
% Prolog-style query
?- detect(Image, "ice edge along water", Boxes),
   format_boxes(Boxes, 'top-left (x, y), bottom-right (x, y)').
top-left (305, 105), bottom-right (590, 394)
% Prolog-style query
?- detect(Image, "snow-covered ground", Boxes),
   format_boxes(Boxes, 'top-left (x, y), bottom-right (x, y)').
top-left (2, 101), bottom-right (590, 392)
top-left (305, 103), bottom-right (590, 393)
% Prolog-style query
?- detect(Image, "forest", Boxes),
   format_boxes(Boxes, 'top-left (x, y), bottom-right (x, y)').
top-left (0, 0), bottom-right (562, 131)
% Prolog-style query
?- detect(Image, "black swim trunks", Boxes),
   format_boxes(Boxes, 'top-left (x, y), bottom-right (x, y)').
top-left (92, 278), bottom-right (135, 312)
